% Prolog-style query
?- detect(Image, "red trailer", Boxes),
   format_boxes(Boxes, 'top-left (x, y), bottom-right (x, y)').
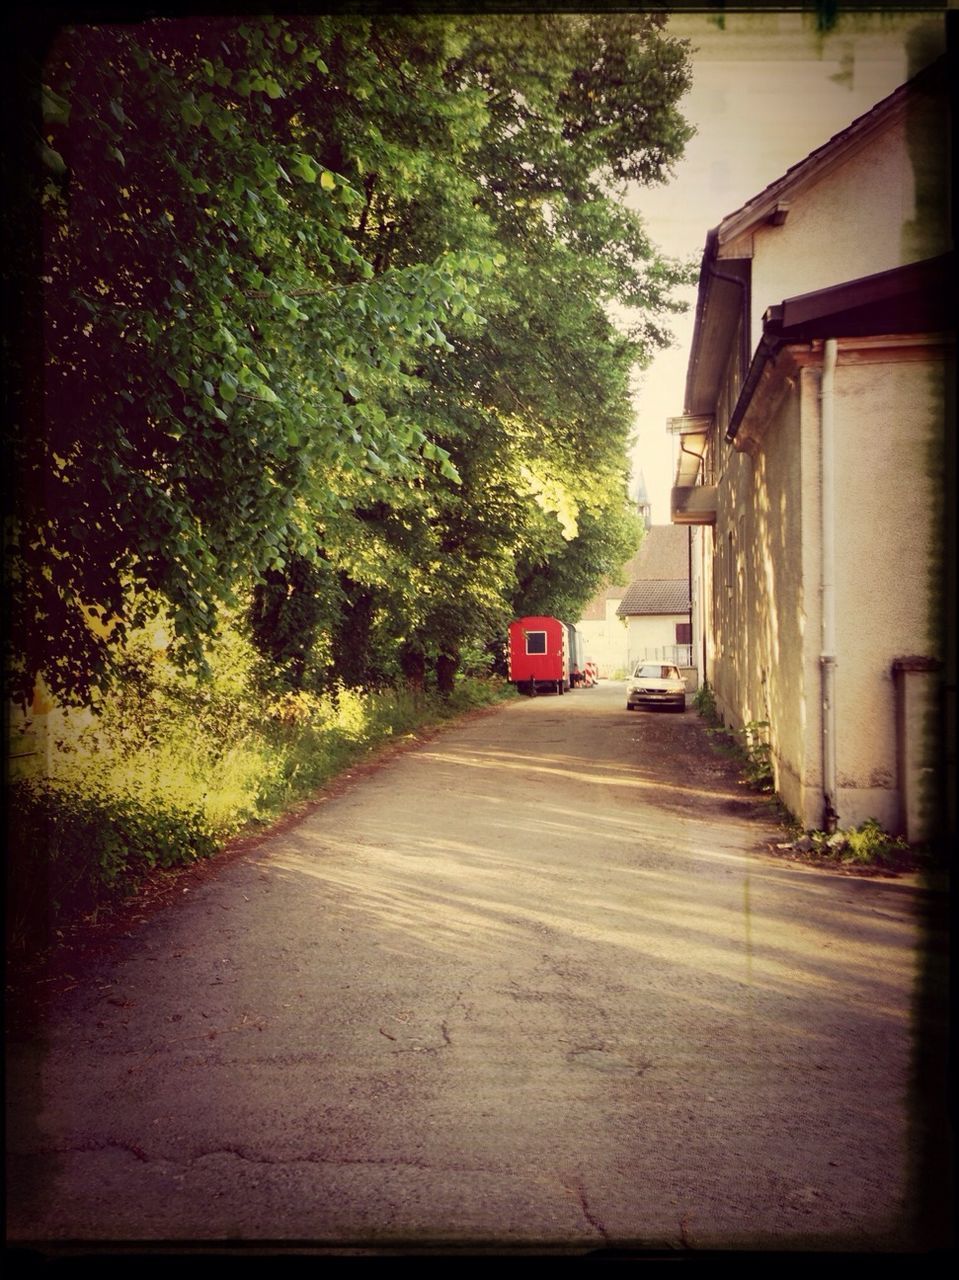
top-left (508, 616), bottom-right (569, 696)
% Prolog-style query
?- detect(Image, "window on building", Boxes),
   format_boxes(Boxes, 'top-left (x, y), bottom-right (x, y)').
top-left (676, 623), bottom-right (691, 645)
top-left (525, 631), bottom-right (547, 655)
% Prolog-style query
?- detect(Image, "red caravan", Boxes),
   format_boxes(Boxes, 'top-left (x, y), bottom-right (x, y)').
top-left (507, 616), bottom-right (570, 696)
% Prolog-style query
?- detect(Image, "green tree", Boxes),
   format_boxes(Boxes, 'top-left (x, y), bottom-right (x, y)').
top-left (7, 12), bottom-right (693, 704)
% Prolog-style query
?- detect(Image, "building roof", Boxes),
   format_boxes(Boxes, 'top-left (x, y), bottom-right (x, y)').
top-left (578, 525), bottom-right (689, 621)
top-left (617, 580), bottom-right (690, 617)
top-left (631, 524), bottom-right (689, 580)
top-left (727, 251), bottom-right (955, 445)
top-left (763, 253), bottom-right (954, 342)
top-left (577, 548), bottom-right (645, 620)
top-left (713, 57), bottom-right (944, 249)
top-left (684, 55), bottom-right (947, 417)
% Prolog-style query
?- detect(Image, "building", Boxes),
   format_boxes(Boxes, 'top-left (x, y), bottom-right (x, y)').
top-left (670, 57), bottom-right (952, 839)
top-left (615, 525), bottom-right (692, 677)
top-left (575, 473), bottom-right (653, 678)
top-left (576, 547), bottom-right (644, 679)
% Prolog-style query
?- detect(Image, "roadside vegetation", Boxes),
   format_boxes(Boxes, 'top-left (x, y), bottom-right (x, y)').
top-left (7, 626), bottom-right (515, 953)
top-left (691, 681), bottom-right (922, 873)
top-left (6, 14), bottom-right (696, 954)
top-left (771, 819), bottom-right (916, 873)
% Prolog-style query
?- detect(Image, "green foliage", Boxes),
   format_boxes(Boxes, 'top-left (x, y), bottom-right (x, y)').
top-left (707, 718), bottom-right (773, 790)
top-left (247, 553), bottom-right (336, 691)
top-left (8, 13), bottom-right (693, 705)
top-left (806, 818), bottom-right (911, 867)
top-left (5, 625), bottom-right (513, 951)
top-left (692, 680), bottom-right (718, 723)
top-left (6, 779), bottom-right (220, 951)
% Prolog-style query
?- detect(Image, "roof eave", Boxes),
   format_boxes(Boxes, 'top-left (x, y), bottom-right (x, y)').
top-left (726, 252), bottom-right (955, 444)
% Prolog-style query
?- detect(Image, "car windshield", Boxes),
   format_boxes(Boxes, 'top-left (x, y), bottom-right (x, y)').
top-left (634, 664), bottom-right (680, 679)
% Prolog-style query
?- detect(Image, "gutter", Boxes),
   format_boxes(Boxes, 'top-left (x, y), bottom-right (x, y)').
top-left (687, 229), bottom-right (751, 417)
top-left (726, 320), bottom-right (783, 443)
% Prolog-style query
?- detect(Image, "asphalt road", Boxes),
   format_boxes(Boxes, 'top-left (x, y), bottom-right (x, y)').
top-left (7, 682), bottom-right (940, 1252)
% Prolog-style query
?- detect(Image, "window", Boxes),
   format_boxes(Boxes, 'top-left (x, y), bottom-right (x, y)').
top-left (525, 631), bottom-right (547, 655)
top-left (676, 623), bottom-right (691, 645)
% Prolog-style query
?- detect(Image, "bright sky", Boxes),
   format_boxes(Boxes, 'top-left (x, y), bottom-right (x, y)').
top-left (625, 9), bottom-right (947, 523)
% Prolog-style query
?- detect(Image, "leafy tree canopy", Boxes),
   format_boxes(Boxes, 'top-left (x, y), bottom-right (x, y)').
top-left (7, 11), bottom-right (693, 704)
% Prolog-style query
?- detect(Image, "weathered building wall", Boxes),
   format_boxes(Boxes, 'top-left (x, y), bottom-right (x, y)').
top-left (576, 599), bottom-right (629, 678)
top-left (712, 339), bottom-right (948, 833)
top-left (829, 341), bottom-right (947, 830)
top-left (625, 614), bottom-right (690, 671)
top-left (710, 381), bottom-right (812, 825)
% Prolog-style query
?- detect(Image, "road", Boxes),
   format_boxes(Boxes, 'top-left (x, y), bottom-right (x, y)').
top-left (7, 681), bottom-right (939, 1252)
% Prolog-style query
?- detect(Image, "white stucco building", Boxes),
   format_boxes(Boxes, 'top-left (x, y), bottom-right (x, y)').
top-left (670, 57), bottom-right (952, 839)
top-left (615, 526), bottom-right (692, 677)
top-left (577, 519), bottom-right (691, 681)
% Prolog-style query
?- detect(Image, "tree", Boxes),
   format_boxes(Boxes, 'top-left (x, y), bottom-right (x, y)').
top-left (7, 12), bottom-right (693, 704)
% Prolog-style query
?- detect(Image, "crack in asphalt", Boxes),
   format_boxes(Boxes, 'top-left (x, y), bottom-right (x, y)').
top-left (13, 1137), bottom-right (151, 1163)
top-left (15, 1141), bottom-right (486, 1174)
top-left (189, 1147), bottom-right (439, 1170)
top-left (563, 1177), bottom-right (609, 1242)
top-left (19, 1139), bottom-right (509, 1183)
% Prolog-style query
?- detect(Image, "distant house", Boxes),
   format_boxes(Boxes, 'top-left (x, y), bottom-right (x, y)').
top-left (670, 57), bottom-right (951, 840)
top-left (576, 554), bottom-right (638, 678)
top-left (575, 475), bottom-right (652, 678)
top-left (615, 526), bottom-right (692, 676)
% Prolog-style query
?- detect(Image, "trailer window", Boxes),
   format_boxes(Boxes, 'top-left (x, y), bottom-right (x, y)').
top-left (525, 631), bottom-right (547, 655)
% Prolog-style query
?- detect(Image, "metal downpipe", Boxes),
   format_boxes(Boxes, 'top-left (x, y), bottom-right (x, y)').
top-left (820, 338), bottom-right (839, 833)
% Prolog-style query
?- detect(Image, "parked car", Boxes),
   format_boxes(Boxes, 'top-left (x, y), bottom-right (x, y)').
top-left (626, 662), bottom-right (686, 712)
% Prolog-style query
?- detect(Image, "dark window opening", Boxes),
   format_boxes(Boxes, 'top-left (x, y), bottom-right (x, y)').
top-left (525, 631), bottom-right (547, 655)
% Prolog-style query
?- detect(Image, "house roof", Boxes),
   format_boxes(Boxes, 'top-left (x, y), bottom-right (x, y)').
top-left (617, 580), bottom-right (690, 618)
top-left (712, 69), bottom-right (921, 248)
top-left (727, 251), bottom-right (955, 444)
top-left (632, 524), bottom-right (689, 580)
top-left (684, 56), bottom-right (947, 417)
top-left (577, 547), bottom-right (647, 621)
top-left (578, 525), bottom-right (689, 621)
top-left (763, 253), bottom-right (954, 342)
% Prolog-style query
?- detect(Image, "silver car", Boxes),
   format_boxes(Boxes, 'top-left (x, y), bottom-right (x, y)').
top-left (626, 662), bottom-right (686, 712)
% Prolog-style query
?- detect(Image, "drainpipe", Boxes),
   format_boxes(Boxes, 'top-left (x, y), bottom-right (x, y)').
top-left (820, 339), bottom-right (839, 833)
top-left (687, 526), bottom-right (693, 672)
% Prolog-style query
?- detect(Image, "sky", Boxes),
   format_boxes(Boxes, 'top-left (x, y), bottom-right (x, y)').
top-left (624, 8), bottom-right (948, 524)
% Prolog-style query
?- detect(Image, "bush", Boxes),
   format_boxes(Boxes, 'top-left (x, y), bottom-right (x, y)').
top-left (809, 818), bottom-right (910, 867)
top-left (6, 631), bottom-right (515, 954)
top-left (6, 778), bottom-right (221, 951)
top-left (692, 680), bottom-right (718, 723)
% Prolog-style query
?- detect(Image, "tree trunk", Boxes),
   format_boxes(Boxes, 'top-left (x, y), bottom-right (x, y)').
top-left (400, 643), bottom-right (427, 692)
top-left (436, 650), bottom-right (459, 696)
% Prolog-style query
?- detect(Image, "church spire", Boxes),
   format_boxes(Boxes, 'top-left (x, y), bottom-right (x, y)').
top-left (634, 470), bottom-right (652, 530)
